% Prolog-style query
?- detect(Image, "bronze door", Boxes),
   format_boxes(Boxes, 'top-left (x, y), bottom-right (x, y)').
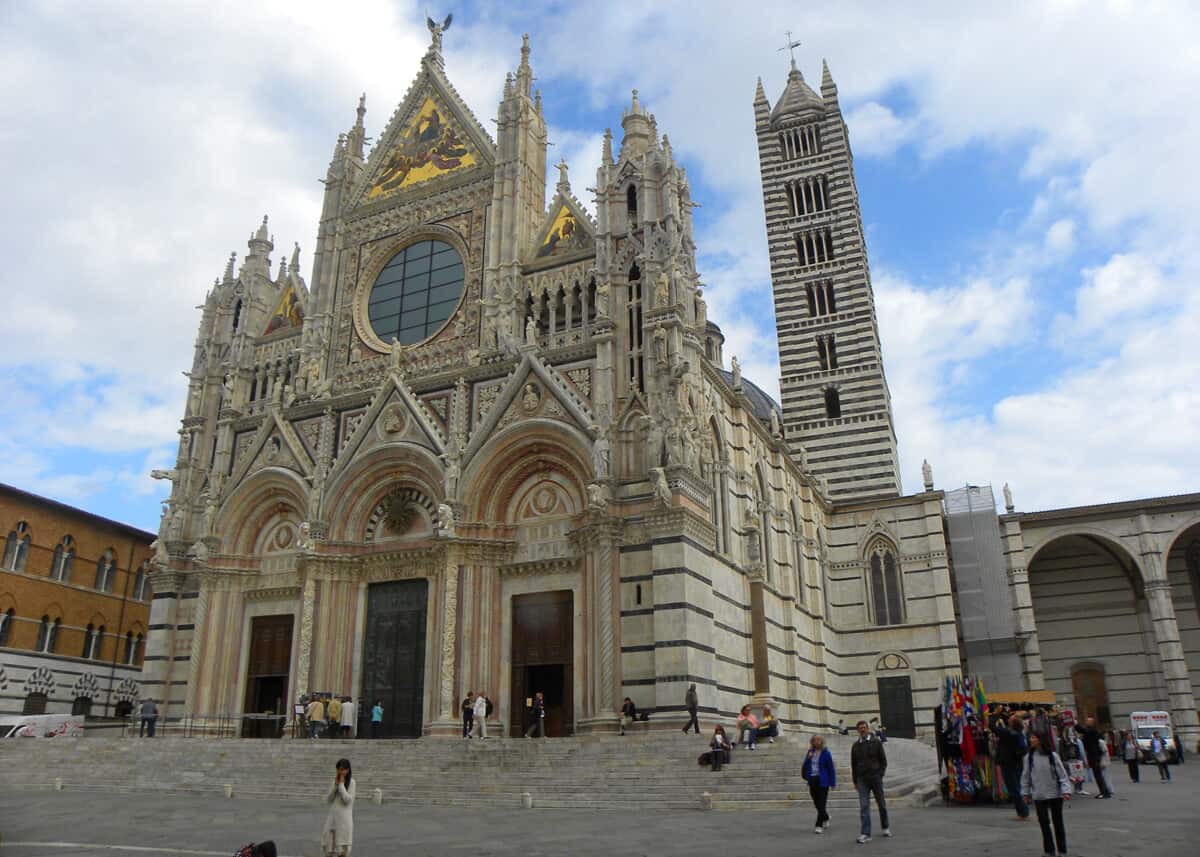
top-left (510, 590), bottom-right (573, 736)
top-left (242, 614), bottom-right (293, 738)
top-left (877, 675), bottom-right (916, 739)
top-left (361, 579), bottom-right (428, 738)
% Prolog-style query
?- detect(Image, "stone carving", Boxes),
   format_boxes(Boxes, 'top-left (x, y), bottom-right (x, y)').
top-left (297, 521), bottom-right (313, 551)
top-left (426, 12), bottom-right (452, 55)
top-left (591, 426), bottom-right (611, 478)
top-left (189, 540), bottom-right (210, 563)
top-left (150, 468), bottom-right (177, 482)
top-left (23, 665), bottom-right (55, 697)
top-left (201, 492), bottom-right (217, 536)
top-left (769, 409), bottom-right (782, 439)
top-left (731, 355), bottom-right (742, 389)
top-left (654, 270), bottom-right (670, 307)
top-left (114, 677), bottom-right (141, 703)
top-left (525, 316), bottom-right (538, 346)
top-left (922, 459), bottom-right (934, 492)
top-left (380, 403), bottom-right (408, 435)
top-left (475, 383), bottom-right (501, 426)
top-left (150, 538), bottom-right (170, 568)
top-left (436, 503), bottom-right (456, 537)
top-left (744, 508), bottom-right (762, 565)
top-left (440, 451), bottom-right (461, 499)
top-left (439, 559), bottom-right (458, 717)
top-left (651, 467), bottom-right (672, 506)
top-left (72, 671), bottom-right (101, 700)
top-left (565, 367), bottom-right (591, 398)
top-left (652, 324), bottom-right (668, 364)
top-left (1003, 482), bottom-right (1014, 513)
top-left (265, 437), bottom-right (281, 463)
top-left (594, 281), bottom-right (610, 316)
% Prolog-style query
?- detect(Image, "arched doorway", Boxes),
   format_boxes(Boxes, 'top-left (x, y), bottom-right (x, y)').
top-left (1028, 534), bottom-right (1163, 728)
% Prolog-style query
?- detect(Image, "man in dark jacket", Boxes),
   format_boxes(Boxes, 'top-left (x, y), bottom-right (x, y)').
top-left (991, 711), bottom-right (1030, 819)
top-left (1077, 716), bottom-right (1112, 798)
top-left (850, 720), bottom-right (890, 843)
top-left (682, 683), bottom-right (700, 734)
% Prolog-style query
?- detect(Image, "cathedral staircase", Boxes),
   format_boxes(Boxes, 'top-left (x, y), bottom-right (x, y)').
top-left (0, 732), bottom-right (939, 812)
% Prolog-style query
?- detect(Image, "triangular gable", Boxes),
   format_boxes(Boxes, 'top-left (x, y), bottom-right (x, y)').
top-left (226, 410), bottom-right (314, 492)
top-left (532, 201), bottom-right (594, 261)
top-left (353, 63), bottom-right (495, 210)
top-left (463, 353), bottom-right (595, 466)
top-left (263, 285), bottom-right (304, 335)
top-left (328, 371), bottom-right (447, 482)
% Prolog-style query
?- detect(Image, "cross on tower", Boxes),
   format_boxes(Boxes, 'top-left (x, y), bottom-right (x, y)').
top-left (778, 30), bottom-right (802, 70)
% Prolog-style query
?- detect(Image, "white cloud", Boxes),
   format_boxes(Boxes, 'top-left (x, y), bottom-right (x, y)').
top-left (1044, 218), bottom-right (1076, 256)
top-left (844, 102), bottom-right (916, 156)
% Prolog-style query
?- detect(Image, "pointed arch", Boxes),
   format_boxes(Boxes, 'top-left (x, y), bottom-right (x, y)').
top-left (865, 535), bottom-right (904, 626)
top-left (216, 467), bottom-right (310, 555)
top-left (324, 442), bottom-right (444, 542)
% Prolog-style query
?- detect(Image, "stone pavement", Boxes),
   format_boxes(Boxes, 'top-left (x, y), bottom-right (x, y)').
top-left (1, 764), bottom-right (1196, 856)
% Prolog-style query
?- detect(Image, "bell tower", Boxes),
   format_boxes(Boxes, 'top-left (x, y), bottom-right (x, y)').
top-left (754, 55), bottom-right (902, 502)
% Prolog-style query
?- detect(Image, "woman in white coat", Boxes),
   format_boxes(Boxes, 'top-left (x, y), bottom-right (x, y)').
top-left (322, 757), bottom-right (355, 857)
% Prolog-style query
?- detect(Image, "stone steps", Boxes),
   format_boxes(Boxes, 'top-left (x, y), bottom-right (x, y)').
top-left (0, 733), bottom-right (937, 811)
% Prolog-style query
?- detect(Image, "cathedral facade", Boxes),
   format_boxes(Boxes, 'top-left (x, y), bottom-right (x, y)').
top-left (141, 28), bottom-right (1026, 740)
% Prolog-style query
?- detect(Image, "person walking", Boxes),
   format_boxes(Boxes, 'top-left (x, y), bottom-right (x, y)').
top-left (321, 757), bottom-right (355, 857)
top-left (1122, 730), bottom-right (1140, 782)
top-left (461, 692), bottom-right (475, 739)
top-left (326, 695), bottom-right (343, 740)
top-left (802, 734), bottom-right (836, 834)
top-left (851, 720), bottom-right (890, 844)
top-left (1077, 716), bottom-right (1112, 798)
top-left (307, 695), bottom-right (326, 740)
top-left (339, 697), bottom-right (355, 738)
top-left (1150, 731), bottom-right (1171, 781)
top-left (991, 710), bottom-right (1030, 820)
top-left (472, 689), bottom-right (488, 739)
top-left (1020, 732), bottom-right (1071, 857)
top-left (139, 698), bottom-right (159, 738)
top-left (370, 699), bottom-right (383, 739)
top-left (682, 683), bottom-right (700, 734)
top-left (524, 691), bottom-right (546, 738)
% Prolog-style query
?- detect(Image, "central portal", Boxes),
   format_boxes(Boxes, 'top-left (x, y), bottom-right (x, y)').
top-left (361, 579), bottom-right (428, 738)
top-left (510, 589), bottom-right (573, 737)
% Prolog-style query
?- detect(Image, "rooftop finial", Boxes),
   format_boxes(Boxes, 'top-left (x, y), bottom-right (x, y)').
top-left (291, 242), bottom-right (301, 271)
top-left (631, 88), bottom-right (640, 113)
top-left (556, 159), bottom-right (569, 192)
top-left (356, 92), bottom-right (366, 123)
top-left (426, 13), bottom-right (452, 63)
top-left (778, 30), bottom-right (802, 71)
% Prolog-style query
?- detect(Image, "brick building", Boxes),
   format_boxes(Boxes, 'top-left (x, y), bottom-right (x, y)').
top-left (0, 483), bottom-right (153, 717)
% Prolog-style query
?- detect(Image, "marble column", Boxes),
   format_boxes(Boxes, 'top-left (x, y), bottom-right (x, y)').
top-left (293, 575), bottom-right (317, 701)
top-left (426, 543), bottom-right (462, 736)
top-left (1001, 518), bottom-right (1046, 690)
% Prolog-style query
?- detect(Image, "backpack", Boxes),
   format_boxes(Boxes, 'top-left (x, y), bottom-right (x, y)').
top-left (485, 697), bottom-right (494, 717)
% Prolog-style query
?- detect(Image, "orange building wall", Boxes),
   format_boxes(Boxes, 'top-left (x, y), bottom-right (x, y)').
top-left (0, 485), bottom-right (153, 665)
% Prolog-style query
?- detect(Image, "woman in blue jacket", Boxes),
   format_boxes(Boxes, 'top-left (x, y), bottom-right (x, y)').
top-left (802, 734), bottom-right (837, 833)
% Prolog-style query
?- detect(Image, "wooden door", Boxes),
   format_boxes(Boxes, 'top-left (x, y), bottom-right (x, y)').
top-left (360, 579), bottom-right (428, 738)
top-left (510, 590), bottom-right (573, 736)
top-left (877, 675), bottom-right (916, 738)
top-left (242, 614), bottom-right (293, 737)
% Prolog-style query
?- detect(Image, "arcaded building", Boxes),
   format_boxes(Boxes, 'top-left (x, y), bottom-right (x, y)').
top-left (143, 25), bottom-right (1196, 746)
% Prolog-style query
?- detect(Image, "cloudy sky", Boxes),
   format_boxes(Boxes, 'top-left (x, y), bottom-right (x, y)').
top-left (1, 0), bottom-right (1197, 533)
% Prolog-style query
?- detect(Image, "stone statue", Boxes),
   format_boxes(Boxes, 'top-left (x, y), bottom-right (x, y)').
top-left (586, 481), bottom-right (609, 510)
top-left (652, 467), bottom-right (672, 505)
top-left (304, 359), bottom-right (321, 393)
top-left (189, 540), bottom-right (209, 563)
top-left (481, 315), bottom-right (497, 349)
top-left (652, 324), bottom-right (668, 364)
top-left (590, 427), bottom-right (611, 479)
top-left (654, 270), bottom-right (670, 307)
top-left (699, 437), bottom-right (714, 479)
top-left (1003, 482), bottom-right (1014, 513)
top-left (221, 372), bottom-right (235, 403)
top-left (436, 503), bottom-right (456, 537)
top-left (922, 459), bottom-right (934, 492)
top-left (201, 492), bottom-right (217, 536)
top-left (594, 282), bottom-right (610, 316)
top-left (744, 507), bottom-right (762, 564)
top-left (682, 425), bottom-right (699, 471)
top-left (426, 13), bottom-right (452, 54)
top-left (441, 452), bottom-right (461, 498)
top-left (391, 337), bottom-right (403, 371)
top-left (525, 316), bottom-right (538, 346)
top-left (168, 506), bottom-right (184, 540)
top-left (730, 355), bottom-right (742, 389)
top-left (297, 521), bottom-right (313, 551)
top-left (150, 468), bottom-right (176, 482)
top-left (522, 382), bottom-right (541, 412)
top-left (150, 538), bottom-right (170, 568)
top-left (187, 385), bottom-right (202, 416)
top-left (769, 409), bottom-right (782, 439)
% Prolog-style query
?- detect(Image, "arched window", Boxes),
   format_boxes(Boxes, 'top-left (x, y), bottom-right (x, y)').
top-left (3, 521), bottom-right (31, 571)
top-left (23, 692), bottom-right (48, 715)
top-left (626, 185), bottom-right (638, 223)
top-left (124, 631), bottom-right (135, 664)
top-left (792, 502), bottom-right (805, 606)
top-left (635, 584), bottom-right (642, 606)
top-left (72, 696), bottom-right (93, 716)
top-left (50, 535), bottom-right (75, 582)
top-left (709, 419), bottom-right (728, 554)
top-left (134, 633), bottom-right (145, 664)
top-left (756, 467), bottom-right (773, 584)
top-left (823, 387), bottom-right (841, 419)
top-left (95, 548), bottom-right (115, 592)
top-left (1187, 540), bottom-right (1200, 623)
top-left (82, 624), bottom-right (96, 658)
top-left (867, 541), bottom-right (904, 626)
top-left (132, 561), bottom-right (151, 601)
top-left (627, 263), bottom-right (644, 393)
top-left (36, 615), bottom-right (50, 651)
top-left (232, 298), bottom-right (243, 333)
top-left (0, 607), bottom-right (13, 646)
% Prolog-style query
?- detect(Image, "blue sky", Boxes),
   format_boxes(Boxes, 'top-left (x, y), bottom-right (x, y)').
top-left (1, 1), bottom-right (1197, 533)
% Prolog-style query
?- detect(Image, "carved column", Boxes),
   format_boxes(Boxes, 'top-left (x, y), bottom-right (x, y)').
top-left (294, 574), bottom-right (317, 701)
top-left (574, 513), bottom-right (622, 733)
top-left (425, 543), bottom-right (461, 736)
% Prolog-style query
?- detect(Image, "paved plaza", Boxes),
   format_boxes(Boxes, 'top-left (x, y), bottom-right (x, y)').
top-left (1, 764), bottom-right (1196, 856)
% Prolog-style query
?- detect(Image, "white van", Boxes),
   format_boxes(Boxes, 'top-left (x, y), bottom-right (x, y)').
top-left (1129, 710), bottom-right (1174, 762)
top-left (0, 713), bottom-right (84, 738)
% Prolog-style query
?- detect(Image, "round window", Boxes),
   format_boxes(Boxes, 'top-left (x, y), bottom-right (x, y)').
top-left (367, 240), bottom-right (464, 346)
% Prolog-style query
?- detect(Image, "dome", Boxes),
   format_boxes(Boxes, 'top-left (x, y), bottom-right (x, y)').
top-left (718, 369), bottom-right (783, 426)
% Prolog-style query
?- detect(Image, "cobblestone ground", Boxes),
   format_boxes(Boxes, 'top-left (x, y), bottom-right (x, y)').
top-left (1, 764), bottom-right (1195, 856)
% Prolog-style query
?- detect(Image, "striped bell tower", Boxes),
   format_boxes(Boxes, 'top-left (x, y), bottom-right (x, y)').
top-left (754, 55), bottom-right (902, 502)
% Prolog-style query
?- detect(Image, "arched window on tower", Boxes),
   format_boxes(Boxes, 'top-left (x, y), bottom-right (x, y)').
top-left (627, 263), bottom-right (645, 392)
top-left (626, 185), bottom-right (639, 225)
top-left (823, 387), bottom-right (841, 419)
top-left (867, 540), bottom-right (904, 626)
top-left (232, 298), bottom-right (243, 333)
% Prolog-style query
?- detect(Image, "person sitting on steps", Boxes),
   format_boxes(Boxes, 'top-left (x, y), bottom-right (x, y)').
top-left (735, 704), bottom-right (759, 750)
top-left (757, 704), bottom-right (779, 744)
top-left (708, 725), bottom-right (732, 771)
top-left (620, 697), bottom-right (637, 735)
